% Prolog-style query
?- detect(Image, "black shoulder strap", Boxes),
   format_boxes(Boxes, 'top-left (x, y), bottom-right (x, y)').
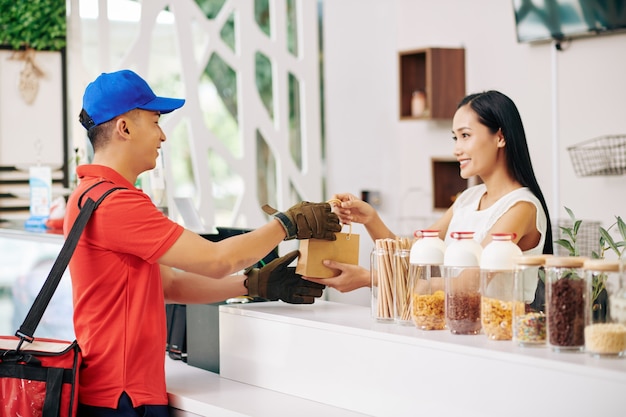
top-left (15, 181), bottom-right (126, 345)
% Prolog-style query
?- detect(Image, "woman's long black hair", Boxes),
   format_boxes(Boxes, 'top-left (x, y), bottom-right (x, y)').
top-left (457, 90), bottom-right (553, 255)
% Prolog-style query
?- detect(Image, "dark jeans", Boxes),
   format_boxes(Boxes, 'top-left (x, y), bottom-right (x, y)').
top-left (77, 392), bottom-right (170, 417)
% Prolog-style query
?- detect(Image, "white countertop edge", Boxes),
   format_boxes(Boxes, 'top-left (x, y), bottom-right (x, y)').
top-left (165, 358), bottom-right (370, 417)
top-left (168, 392), bottom-right (248, 417)
top-left (219, 300), bottom-right (626, 383)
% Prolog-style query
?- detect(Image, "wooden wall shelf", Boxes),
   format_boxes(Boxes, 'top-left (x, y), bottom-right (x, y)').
top-left (432, 158), bottom-right (480, 210)
top-left (399, 47), bottom-right (466, 120)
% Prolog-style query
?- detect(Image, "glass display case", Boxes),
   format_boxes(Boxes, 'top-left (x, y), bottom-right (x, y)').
top-left (0, 223), bottom-right (72, 339)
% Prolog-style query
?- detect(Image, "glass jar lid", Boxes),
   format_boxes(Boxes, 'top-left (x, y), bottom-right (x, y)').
top-left (544, 256), bottom-right (586, 268)
top-left (583, 258), bottom-right (620, 272)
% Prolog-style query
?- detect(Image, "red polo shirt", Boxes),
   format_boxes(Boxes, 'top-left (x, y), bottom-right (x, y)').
top-left (64, 165), bottom-right (184, 408)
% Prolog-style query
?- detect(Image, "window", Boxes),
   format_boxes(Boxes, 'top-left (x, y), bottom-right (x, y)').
top-left (71, 0), bottom-right (325, 229)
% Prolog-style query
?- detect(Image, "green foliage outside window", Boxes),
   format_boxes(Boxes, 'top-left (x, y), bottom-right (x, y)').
top-left (0, 0), bottom-right (66, 50)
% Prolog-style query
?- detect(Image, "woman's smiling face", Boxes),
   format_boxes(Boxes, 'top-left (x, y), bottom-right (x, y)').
top-left (451, 104), bottom-right (502, 180)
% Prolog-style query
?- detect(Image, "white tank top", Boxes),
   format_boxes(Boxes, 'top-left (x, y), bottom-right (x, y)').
top-left (445, 184), bottom-right (547, 255)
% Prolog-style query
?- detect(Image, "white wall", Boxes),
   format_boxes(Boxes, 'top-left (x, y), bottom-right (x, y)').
top-left (323, 0), bottom-right (626, 305)
top-left (3, 0), bottom-right (623, 307)
top-left (322, 0), bottom-right (398, 305)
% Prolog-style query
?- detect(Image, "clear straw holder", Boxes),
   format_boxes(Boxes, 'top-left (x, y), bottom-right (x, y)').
top-left (393, 248), bottom-right (413, 325)
top-left (371, 242), bottom-right (394, 322)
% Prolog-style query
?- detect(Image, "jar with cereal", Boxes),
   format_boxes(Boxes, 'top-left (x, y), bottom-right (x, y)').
top-left (583, 259), bottom-right (626, 357)
top-left (409, 230), bottom-right (446, 330)
top-left (513, 255), bottom-right (549, 347)
top-left (443, 231), bottom-right (482, 335)
top-left (480, 233), bottom-right (522, 340)
top-left (545, 256), bottom-right (588, 352)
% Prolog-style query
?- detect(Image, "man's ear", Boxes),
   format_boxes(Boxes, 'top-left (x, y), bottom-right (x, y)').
top-left (115, 118), bottom-right (131, 137)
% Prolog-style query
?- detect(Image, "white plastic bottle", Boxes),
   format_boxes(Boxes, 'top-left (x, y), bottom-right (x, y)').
top-left (409, 230), bottom-right (447, 330)
top-left (480, 233), bottom-right (522, 340)
top-left (443, 231), bottom-right (483, 335)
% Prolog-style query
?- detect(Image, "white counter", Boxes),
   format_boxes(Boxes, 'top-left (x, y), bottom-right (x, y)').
top-left (218, 301), bottom-right (626, 417)
top-left (165, 356), bottom-right (368, 417)
top-left (0, 221), bottom-right (64, 244)
top-left (5, 223), bottom-right (623, 416)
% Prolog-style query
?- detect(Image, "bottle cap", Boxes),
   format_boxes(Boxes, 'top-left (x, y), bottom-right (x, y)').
top-left (480, 233), bottom-right (522, 270)
top-left (410, 230), bottom-right (446, 265)
top-left (443, 231), bottom-right (482, 267)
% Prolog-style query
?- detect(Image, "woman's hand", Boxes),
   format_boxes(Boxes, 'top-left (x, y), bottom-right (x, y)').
top-left (303, 260), bottom-right (371, 293)
top-left (330, 193), bottom-right (377, 226)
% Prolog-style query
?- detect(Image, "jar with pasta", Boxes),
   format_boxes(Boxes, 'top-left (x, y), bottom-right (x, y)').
top-left (583, 259), bottom-right (626, 357)
top-left (513, 255), bottom-right (549, 347)
top-left (545, 256), bottom-right (588, 352)
top-left (409, 230), bottom-right (446, 330)
top-left (443, 231), bottom-right (482, 335)
top-left (480, 233), bottom-right (522, 341)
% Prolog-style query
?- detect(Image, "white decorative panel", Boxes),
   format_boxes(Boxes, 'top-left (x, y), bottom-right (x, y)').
top-left (67, 0), bottom-right (323, 230)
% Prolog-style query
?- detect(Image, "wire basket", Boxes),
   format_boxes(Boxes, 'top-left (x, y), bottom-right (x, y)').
top-left (567, 135), bottom-right (626, 177)
top-left (553, 218), bottom-right (601, 257)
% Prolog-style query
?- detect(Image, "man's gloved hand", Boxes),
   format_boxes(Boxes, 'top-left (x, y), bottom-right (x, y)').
top-left (263, 202), bottom-right (341, 241)
top-left (245, 250), bottom-right (326, 304)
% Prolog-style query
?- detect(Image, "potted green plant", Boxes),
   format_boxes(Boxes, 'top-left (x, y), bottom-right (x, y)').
top-left (555, 207), bottom-right (626, 321)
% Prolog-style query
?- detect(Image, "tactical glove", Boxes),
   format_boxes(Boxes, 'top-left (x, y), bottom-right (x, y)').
top-left (263, 202), bottom-right (341, 241)
top-left (245, 250), bottom-right (326, 304)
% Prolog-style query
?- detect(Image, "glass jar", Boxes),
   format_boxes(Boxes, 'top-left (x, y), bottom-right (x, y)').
top-left (545, 256), bottom-right (588, 352)
top-left (393, 246), bottom-right (413, 325)
top-left (480, 233), bottom-right (522, 340)
top-left (612, 256), bottom-right (626, 325)
top-left (444, 231), bottom-right (483, 335)
top-left (371, 240), bottom-right (394, 322)
top-left (583, 259), bottom-right (626, 357)
top-left (513, 255), bottom-right (548, 347)
top-left (409, 230), bottom-right (446, 330)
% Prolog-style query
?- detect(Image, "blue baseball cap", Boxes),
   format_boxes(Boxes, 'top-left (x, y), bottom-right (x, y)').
top-left (80, 69), bottom-right (185, 130)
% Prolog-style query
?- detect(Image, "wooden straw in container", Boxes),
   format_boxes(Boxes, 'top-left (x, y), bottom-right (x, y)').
top-left (375, 239), bottom-right (395, 319)
top-left (373, 237), bottom-right (413, 320)
top-left (393, 236), bottom-right (413, 322)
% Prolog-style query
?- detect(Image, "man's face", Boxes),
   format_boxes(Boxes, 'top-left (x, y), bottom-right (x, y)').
top-left (126, 109), bottom-right (165, 171)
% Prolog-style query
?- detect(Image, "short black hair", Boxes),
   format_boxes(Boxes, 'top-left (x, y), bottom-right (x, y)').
top-left (78, 108), bottom-right (112, 151)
